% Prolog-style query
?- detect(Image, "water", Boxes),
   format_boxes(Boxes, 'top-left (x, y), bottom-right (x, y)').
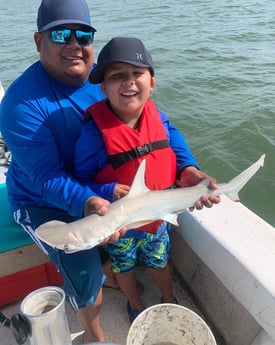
top-left (0, 0), bottom-right (274, 226)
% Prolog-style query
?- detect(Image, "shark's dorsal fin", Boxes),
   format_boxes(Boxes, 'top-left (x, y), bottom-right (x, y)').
top-left (127, 159), bottom-right (150, 198)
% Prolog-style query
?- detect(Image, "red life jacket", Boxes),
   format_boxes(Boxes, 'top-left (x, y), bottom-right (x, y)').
top-left (86, 98), bottom-right (177, 233)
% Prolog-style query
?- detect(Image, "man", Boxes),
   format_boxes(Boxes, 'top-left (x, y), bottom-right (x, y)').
top-left (0, 0), bottom-right (219, 342)
top-left (0, 0), bottom-right (123, 342)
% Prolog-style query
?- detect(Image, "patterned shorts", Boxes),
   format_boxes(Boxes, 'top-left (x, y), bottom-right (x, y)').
top-left (105, 224), bottom-right (171, 273)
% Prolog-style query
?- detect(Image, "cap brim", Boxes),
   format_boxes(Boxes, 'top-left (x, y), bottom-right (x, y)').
top-left (89, 60), bottom-right (152, 84)
top-left (39, 19), bottom-right (96, 32)
top-left (89, 62), bottom-right (116, 84)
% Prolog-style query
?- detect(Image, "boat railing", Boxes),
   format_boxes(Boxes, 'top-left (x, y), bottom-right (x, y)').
top-left (171, 195), bottom-right (275, 345)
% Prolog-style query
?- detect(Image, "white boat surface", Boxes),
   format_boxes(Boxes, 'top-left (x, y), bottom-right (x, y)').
top-left (0, 81), bottom-right (9, 183)
top-left (0, 81), bottom-right (4, 102)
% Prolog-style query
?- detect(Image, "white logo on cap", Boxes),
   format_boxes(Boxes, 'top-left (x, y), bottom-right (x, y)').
top-left (136, 53), bottom-right (143, 61)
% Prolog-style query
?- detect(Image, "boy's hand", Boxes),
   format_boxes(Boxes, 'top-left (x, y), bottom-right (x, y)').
top-left (114, 184), bottom-right (130, 200)
top-left (176, 166), bottom-right (220, 211)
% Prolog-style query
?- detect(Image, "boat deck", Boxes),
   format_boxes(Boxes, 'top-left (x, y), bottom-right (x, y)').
top-left (0, 265), bottom-right (221, 345)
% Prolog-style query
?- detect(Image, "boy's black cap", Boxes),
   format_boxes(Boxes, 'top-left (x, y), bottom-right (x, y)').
top-left (89, 37), bottom-right (154, 84)
top-left (37, 0), bottom-right (96, 32)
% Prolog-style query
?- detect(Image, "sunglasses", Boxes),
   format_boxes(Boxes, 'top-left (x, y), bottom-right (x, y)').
top-left (49, 28), bottom-right (95, 46)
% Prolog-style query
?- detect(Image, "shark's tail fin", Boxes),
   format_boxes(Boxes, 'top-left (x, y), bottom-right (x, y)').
top-left (225, 154), bottom-right (265, 201)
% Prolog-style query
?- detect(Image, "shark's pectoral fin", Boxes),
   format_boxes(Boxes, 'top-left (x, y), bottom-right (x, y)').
top-left (161, 213), bottom-right (180, 226)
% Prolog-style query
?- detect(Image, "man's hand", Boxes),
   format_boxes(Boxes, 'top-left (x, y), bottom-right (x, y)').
top-left (84, 195), bottom-right (110, 217)
top-left (176, 166), bottom-right (220, 211)
top-left (98, 230), bottom-right (126, 246)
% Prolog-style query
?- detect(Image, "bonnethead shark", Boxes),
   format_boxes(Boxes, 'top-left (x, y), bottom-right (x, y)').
top-left (36, 154), bottom-right (265, 253)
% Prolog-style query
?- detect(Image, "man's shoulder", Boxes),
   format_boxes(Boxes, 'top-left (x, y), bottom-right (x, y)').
top-left (6, 61), bottom-right (44, 95)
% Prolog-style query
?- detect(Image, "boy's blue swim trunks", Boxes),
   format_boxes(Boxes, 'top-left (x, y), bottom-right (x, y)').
top-left (105, 223), bottom-right (171, 273)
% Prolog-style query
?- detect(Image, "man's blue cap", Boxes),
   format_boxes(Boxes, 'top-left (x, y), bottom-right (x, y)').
top-left (37, 0), bottom-right (96, 32)
top-left (89, 37), bottom-right (154, 84)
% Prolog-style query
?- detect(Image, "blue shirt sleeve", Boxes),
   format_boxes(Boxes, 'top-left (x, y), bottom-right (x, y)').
top-left (158, 109), bottom-right (200, 172)
top-left (73, 118), bottom-right (116, 202)
top-left (0, 62), bottom-right (104, 218)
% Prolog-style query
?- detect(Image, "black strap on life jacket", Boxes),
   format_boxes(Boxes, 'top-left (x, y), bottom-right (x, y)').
top-left (108, 139), bottom-right (170, 169)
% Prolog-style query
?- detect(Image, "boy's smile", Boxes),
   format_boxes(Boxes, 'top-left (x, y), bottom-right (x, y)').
top-left (101, 63), bottom-right (155, 126)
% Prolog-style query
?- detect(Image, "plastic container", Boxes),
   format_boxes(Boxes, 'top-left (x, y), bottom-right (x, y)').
top-left (127, 303), bottom-right (216, 345)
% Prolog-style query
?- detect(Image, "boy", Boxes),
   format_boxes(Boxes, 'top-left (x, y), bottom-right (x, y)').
top-left (74, 37), bottom-right (219, 323)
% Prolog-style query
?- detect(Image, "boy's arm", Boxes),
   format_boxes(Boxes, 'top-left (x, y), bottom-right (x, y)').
top-left (159, 110), bottom-right (220, 209)
top-left (158, 110), bottom-right (199, 170)
top-left (73, 120), bottom-right (119, 202)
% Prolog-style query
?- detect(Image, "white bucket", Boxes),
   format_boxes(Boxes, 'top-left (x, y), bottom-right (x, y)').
top-left (127, 303), bottom-right (217, 345)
